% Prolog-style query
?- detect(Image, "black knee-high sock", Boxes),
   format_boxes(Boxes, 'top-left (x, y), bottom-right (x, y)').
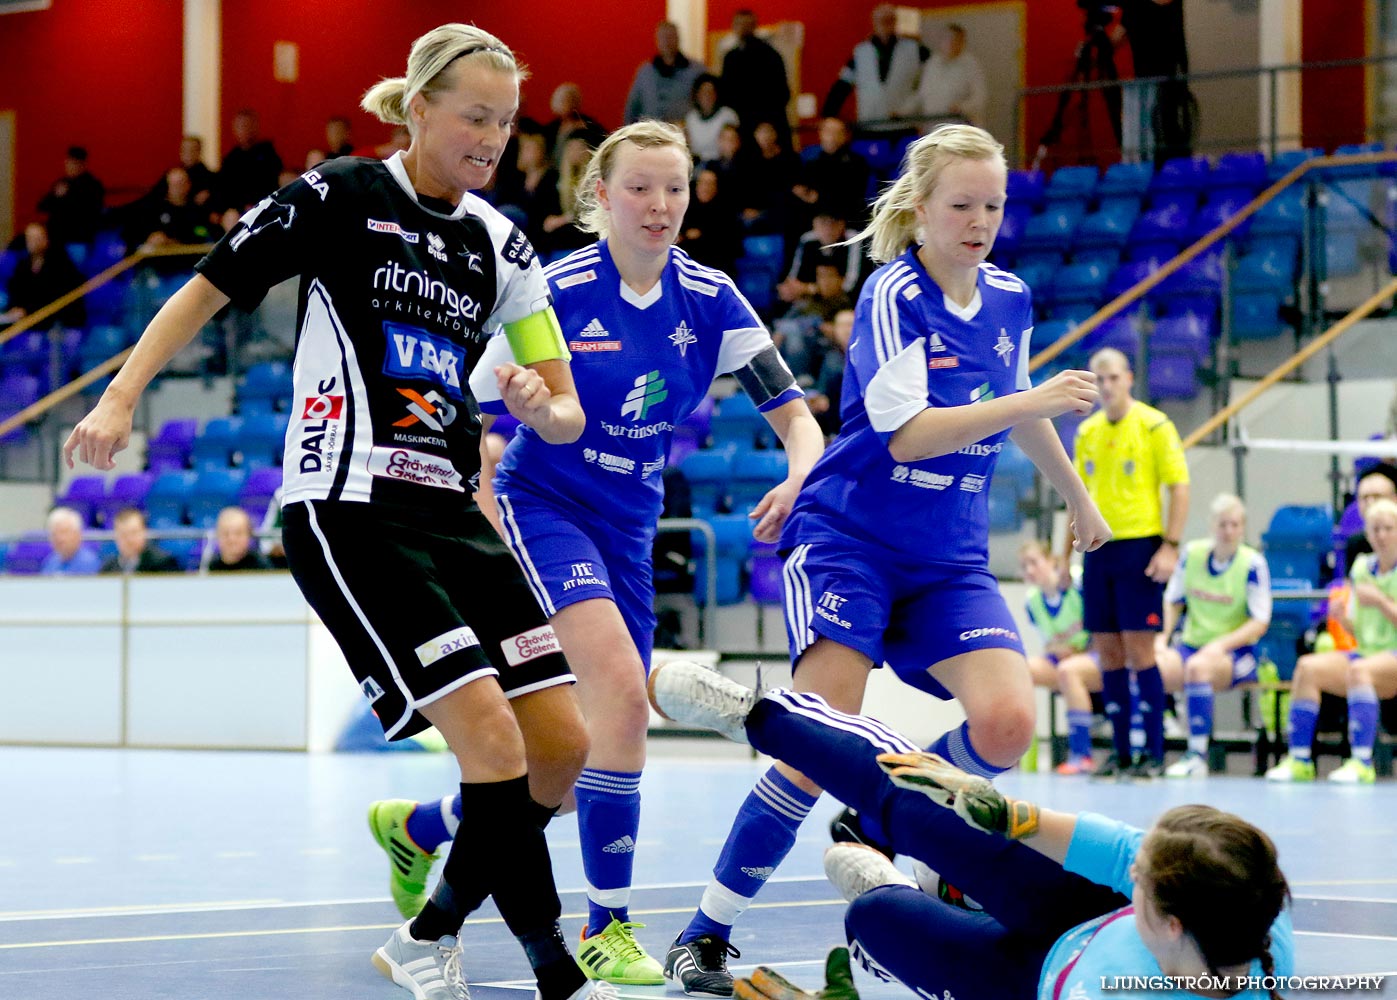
top-left (411, 778), bottom-right (583, 1000)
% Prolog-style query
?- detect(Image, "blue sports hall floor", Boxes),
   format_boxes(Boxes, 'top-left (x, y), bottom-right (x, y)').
top-left (2, 741), bottom-right (1395, 999)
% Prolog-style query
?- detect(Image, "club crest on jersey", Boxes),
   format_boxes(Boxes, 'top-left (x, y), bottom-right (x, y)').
top-left (382, 322), bottom-right (464, 400)
top-left (367, 218), bottom-right (419, 243)
top-left (670, 321), bottom-right (698, 357)
top-left (426, 232), bottom-right (448, 263)
top-left (994, 328), bottom-right (1015, 367)
top-left (230, 196), bottom-right (296, 251)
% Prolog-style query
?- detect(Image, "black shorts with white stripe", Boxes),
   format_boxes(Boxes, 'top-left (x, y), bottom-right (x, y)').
top-left (282, 499), bottom-right (574, 740)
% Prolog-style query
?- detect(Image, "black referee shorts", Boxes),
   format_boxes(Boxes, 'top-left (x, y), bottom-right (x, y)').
top-left (282, 499), bottom-right (574, 740)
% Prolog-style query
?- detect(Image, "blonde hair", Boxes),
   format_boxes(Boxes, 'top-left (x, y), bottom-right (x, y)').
top-left (1364, 497), bottom-right (1397, 532)
top-left (1017, 538), bottom-right (1056, 563)
top-left (850, 123), bottom-right (1005, 264)
top-left (1088, 346), bottom-right (1131, 374)
top-left (361, 24), bottom-right (525, 134)
top-left (1209, 492), bottom-right (1246, 522)
top-left (575, 120), bottom-right (691, 239)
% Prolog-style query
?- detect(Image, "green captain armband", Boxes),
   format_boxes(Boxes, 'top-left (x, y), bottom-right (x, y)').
top-left (503, 308), bottom-right (570, 366)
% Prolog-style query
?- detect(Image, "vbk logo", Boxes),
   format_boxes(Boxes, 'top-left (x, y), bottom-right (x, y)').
top-left (669, 320), bottom-right (698, 357)
top-left (993, 328), bottom-right (1015, 367)
top-left (383, 322), bottom-right (464, 399)
top-left (621, 370), bottom-right (668, 422)
top-left (571, 562), bottom-right (595, 578)
top-left (393, 387), bottom-right (457, 431)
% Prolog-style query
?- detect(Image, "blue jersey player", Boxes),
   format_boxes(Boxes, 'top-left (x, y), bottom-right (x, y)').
top-left (369, 121), bottom-right (824, 985)
top-left (661, 125), bottom-right (1113, 997)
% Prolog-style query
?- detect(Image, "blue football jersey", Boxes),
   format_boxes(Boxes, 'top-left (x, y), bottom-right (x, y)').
top-left (470, 241), bottom-right (801, 536)
top-left (783, 252), bottom-right (1034, 566)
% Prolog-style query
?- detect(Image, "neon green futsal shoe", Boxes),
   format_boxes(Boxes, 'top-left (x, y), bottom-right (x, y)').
top-left (577, 918), bottom-right (665, 985)
top-left (1263, 754), bottom-right (1315, 783)
top-left (369, 799), bottom-right (439, 919)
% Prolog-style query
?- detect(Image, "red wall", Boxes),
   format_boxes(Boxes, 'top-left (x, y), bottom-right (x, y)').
top-left (1301, 2), bottom-right (1368, 150)
top-left (218, 1), bottom-right (663, 171)
top-left (0, 0), bottom-right (184, 229)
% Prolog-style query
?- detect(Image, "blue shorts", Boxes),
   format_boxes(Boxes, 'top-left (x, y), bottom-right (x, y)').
top-left (1177, 643), bottom-right (1260, 687)
top-left (1082, 536), bottom-right (1166, 633)
top-left (782, 535), bottom-right (1024, 700)
top-left (1044, 649), bottom-right (1097, 668)
top-left (494, 485), bottom-right (657, 672)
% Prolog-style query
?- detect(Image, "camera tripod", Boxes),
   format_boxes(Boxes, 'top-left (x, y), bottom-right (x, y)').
top-left (1032, 14), bottom-right (1123, 170)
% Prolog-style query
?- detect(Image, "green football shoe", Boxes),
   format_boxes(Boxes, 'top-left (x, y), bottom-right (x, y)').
top-left (1263, 754), bottom-right (1315, 783)
top-left (368, 798), bottom-right (439, 919)
top-left (577, 918), bottom-right (665, 985)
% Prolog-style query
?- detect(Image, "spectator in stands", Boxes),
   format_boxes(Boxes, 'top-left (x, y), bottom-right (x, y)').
top-left (494, 131), bottom-right (558, 246)
top-left (804, 307), bottom-right (852, 438)
top-left (1119, 0), bottom-right (1191, 162)
top-left (792, 117), bottom-right (872, 230)
top-left (538, 135), bottom-right (595, 259)
top-left (101, 507), bottom-right (181, 574)
top-left (324, 116), bottom-right (355, 158)
top-left (685, 74), bottom-right (739, 163)
top-left (718, 9), bottom-right (791, 145)
top-left (125, 167), bottom-right (223, 254)
top-left (207, 506), bottom-right (272, 572)
top-left (41, 506), bottom-right (100, 575)
top-left (352, 124), bottom-right (412, 160)
top-left (917, 24), bottom-right (988, 127)
top-left (821, 5), bottom-right (926, 131)
top-left (1070, 346), bottom-right (1190, 779)
top-left (1016, 540), bottom-right (1098, 776)
top-left (679, 168), bottom-right (742, 277)
top-left (626, 20), bottom-right (707, 125)
top-left (145, 137), bottom-right (216, 209)
top-left (1267, 497), bottom-right (1397, 785)
top-left (774, 263), bottom-right (852, 380)
top-left (37, 145), bottom-right (105, 246)
top-left (542, 83), bottom-right (606, 167)
top-left (1156, 493), bottom-right (1272, 778)
top-left (742, 121), bottom-right (799, 234)
top-left (1343, 471), bottom-right (1397, 574)
top-left (702, 124), bottom-right (757, 217)
top-left (218, 109), bottom-right (283, 213)
top-left (0, 222), bottom-right (86, 330)
top-left (778, 209), bottom-right (866, 305)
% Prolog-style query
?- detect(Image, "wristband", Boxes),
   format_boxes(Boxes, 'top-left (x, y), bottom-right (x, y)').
top-left (503, 307), bottom-right (570, 366)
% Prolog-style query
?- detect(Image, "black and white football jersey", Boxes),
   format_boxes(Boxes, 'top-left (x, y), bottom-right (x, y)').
top-left (196, 151), bottom-right (549, 514)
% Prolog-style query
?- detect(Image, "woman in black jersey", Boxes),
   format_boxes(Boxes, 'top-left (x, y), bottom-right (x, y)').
top-left (65, 24), bottom-right (610, 1000)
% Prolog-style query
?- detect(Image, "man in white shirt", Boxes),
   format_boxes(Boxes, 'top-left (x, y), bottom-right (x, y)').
top-left (917, 24), bottom-right (988, 126)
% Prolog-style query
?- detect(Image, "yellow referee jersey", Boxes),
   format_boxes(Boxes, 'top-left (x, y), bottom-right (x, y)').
top-left (1074, 401), bottom-right (1189, 540)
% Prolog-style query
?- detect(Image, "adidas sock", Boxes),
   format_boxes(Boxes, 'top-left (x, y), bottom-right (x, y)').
top-left (926, 721), bottom-right (1009, 779)
top-left (412, 776), bottom-right (566, 951)
top-left (1067, 709), bottom-right (1094, 761)
top-left (1288, 698), bottom-right (1319, 761)
top-left (681, 766), bottom-right (818, 943)
top-left (1100, 667), bottom-right (1133, 761)
top-left (1348, 684), bottom-right (1379, 765)
top-left (1135, 666), bottom-right (1166, 762)
top-left (575, 767), bottom-right (642, 932)
top-left (405, 794), bottom-right (461, 855)
top-left (1185, 681), bottom-right (1213, 756)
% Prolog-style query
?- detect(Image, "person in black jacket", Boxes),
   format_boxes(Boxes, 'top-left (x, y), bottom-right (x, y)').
top-left (101, 507), bottom-right (181, 573)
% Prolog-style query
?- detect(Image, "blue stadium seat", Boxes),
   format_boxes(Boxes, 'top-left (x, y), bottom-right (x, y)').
top-left (1187, 192), bottom-right (1252, 243)
top-left (1262, 505), bottom-right (1333, 586)
top-left (1266, 147), bottom-right (1322, 181)
top-left (1130, 200), bottom-right (1194, 246)
top-left (1148, 353), bottom-right (1201, 401)
top-left (1070, 247), bottom-right (1122, 270)
top-left (741, 235), bottom-right (785, 268)
top-left (1149, 155), bottom-right (1211, 196)
top-left (1007, 168), bottom-right (1045, 209)
top-left (995, 439), bottom-right (1036, 503)
top-left (188, 468), bottom-right (247, 528)
top-left (1321, 142), bottom-right (1386, 180)
top-left (1152, 311), bottom-right (1211, 364)
top-left (1044, 165), bottom-right (1098, 205)
top-left (3, 534), bottom-right (52, 575)
top-left (1049, 261), bottom-right (1109, 308)
top-left (1074, 199), bottom-right (1138, 250)
top-left (710, 393), bottom-right (771, 449)
top-left (692, 513), bottom-right (753, 605)
top-left (729, 449), bottom-right (788, 510)
top-left (239, 360), bottom-right (292, 415)
top-left (239, 412), bottom-right (290, 468)
top-left (679, 448), bottom-right (735, 516)
top-left (993, 204), bottom-right (1031, 260)
top-left (190, 416), bottom-right (243, 471)
top-left (1249, 187), bottom-right (1306, 239)
top-left (240, 466), bottom-right (284, 523)
top-left (161, 536), bottom-right (205, 572)
top-left (1231, 292), bottom-right (1287, 341)
top-left (1210, 151), bottom-right (1267, 194)
top-left (146, 418), bottom-right (197, 472)
top-left (1096, 161), bottom-right (1153, 199)
top-left (0, 373), bottom-right (41, 444)
top-left (1079, 313), bottom-right (1138, 360)
top-left (102, 472), bottom-right (154, 525)
top-left (146, 471), bottom-right (198, 529)
top-left (57, 475), bottom-right (109, 527)
top-left (1021, 204), bottom-right (1084, 251)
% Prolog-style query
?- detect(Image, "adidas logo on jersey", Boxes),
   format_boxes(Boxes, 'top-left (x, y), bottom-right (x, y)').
top-left (602, 836), bottom-right (636, 854)
top-left (740, 865), bottom-right (776, 880)
top-left (580, 317), bottom-right (610, 338)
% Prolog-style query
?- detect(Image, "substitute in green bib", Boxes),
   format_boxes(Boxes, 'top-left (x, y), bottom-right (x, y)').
top-left (1267, 497), bottom-right (1397, 785)
top-left (1156, 494), bottom-right (1272, 778)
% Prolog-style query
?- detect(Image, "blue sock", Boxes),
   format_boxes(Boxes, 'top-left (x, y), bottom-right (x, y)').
top-left (681, 766), bottom-right (818, 943)
top-left (575, 768), bottom-right (642, 933)
top-left (1289, 698), bottom-right (1319, 761)
top-left (1348, 685), bottom-right (1380, 765)
top-left (1135, 666), bottom-right (1166, 762)
top-left (1067, 709), bottom-right (1094, 761)
top-left (406, 794), bottom-right (460, 855)
top-left (1128, 671), bottom-right (1145, 757)
top-left (1185, 681), bottom-right (1213, 756)
top-left (926, 722), bottom-right (1010, 779)
top-left (1101, 668), bottom-right (1133, 761)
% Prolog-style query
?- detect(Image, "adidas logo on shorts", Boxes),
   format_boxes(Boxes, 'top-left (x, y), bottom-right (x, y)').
top-left (603, 836), bottom-right (636, 854)
top-left (740, 865), bottom-right (775, 880)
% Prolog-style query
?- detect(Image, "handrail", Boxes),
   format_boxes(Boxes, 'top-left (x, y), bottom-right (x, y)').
top-left (1180, 276), bottom-right (1397, 450)
top-left (0, 346), bottom-right (133, 439)
top-left (1028, 150), bottom-right (1397, 371)
top-left (0, 242), bottom-right (212, 350)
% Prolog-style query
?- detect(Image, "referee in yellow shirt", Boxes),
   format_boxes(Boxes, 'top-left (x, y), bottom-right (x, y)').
top-left (1069, 348), bottom-right (1190, 778)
